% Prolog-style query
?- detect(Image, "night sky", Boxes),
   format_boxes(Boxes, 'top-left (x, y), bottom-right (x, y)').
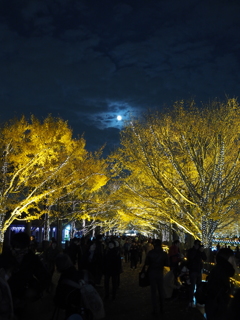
top-left (0, 0), bottom-right (239, 155)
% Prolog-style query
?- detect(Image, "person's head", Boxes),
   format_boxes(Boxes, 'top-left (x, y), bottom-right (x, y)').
top-left (193, 239), bottom-right (201, 249)
top-left (96, 234), bottom-right (103, 242)
top-left (108, 241), bottom-right (115, 250)
top-left (55, 253), bottom-right (73, 273)
top-left (71, 237), bottom-right (79, 245)
top-left (153, 239), bottom-right (162, 248)
top-left (216, 248), bottom-right (235, 266)
top-left (11, 232), bottom-right (30, 250)
top-left (173, 240), bottom-right (180, 246)
top-left (51, 240), bottom-right (57, 249)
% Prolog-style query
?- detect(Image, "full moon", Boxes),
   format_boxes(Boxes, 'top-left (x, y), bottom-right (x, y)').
top-left (117, 115), bottom-right (122, 121)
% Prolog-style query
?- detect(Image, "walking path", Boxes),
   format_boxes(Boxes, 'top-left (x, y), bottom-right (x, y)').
top-left (21, 261), bottom-right (206, 320)
top-left (97, 262), bottom-right (205, 320)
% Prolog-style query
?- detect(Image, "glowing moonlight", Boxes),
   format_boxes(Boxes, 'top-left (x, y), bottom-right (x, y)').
top-left (117, 115), bottom-right (122, 121)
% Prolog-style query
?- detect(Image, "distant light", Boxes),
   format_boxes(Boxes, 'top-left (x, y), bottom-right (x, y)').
top-left (117, 115), bottom-right (122, 121)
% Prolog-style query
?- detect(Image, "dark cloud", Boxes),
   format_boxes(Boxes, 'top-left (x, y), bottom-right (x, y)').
top-left (0, 0), bottom-right (239, 154)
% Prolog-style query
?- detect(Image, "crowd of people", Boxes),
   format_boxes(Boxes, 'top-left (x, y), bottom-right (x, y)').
top-left (0, 232), bottom-right (240, 320)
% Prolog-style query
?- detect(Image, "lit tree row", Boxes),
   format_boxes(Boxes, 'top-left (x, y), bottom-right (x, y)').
top-left (110, 98), bottom-right (240, 247)
top-left (0, 116), bottom-right (108, 252)
top-left (2, 98), bottom-right (240, 251)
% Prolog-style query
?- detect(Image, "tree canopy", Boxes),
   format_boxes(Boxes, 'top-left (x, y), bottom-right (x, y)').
top-left (0, 115), bottom-right (109, 250)
top-left (111, 98), bottom-right (240, 246)
top-left (2, 98), bottom-right (240, 248)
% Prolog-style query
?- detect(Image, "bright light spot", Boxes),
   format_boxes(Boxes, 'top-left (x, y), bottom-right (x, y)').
top-left (117, 115), bottom-right (122, 121)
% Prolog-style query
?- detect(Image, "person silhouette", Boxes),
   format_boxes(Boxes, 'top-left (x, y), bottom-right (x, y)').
top-left (205, 248), bottom-right (236, 320)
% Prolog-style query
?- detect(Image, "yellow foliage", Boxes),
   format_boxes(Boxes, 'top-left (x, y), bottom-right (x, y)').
top-left (117, 210), bottom-right (133, 222)
top-left (0, 115), bottom-right (109, 236)
top-left (114, 98), bottom-right (240, 243)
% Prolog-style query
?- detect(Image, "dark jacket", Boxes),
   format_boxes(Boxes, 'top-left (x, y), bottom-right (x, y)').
top-left (187, 247), bottom-right (207, 273)
top-left (205, 257), bottom-right (235, 320)
top-left (54, 266), bottom-right (83, 317)
top-left (207, 257), bottom-right (235, 299)
top-left (103, 248), bottom-right (122, 276)
top-left (145, 247), bottom-right (169, 273)
top-left (8, 250), bottom-right (51, 300)
top-left (168, 244), bottom-right (181, 265)
top-left (64, 243), bottom-right (79, 265)
top-left (129, 243), bottom-right (139, 260)
top-left (0, 268), bottom-right (14, 320)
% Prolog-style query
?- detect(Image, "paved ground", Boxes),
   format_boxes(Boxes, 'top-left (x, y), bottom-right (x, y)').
top-left (21, 262), bottom-right (206, 320)
top-left (97, 262), bottom-right (206, 320)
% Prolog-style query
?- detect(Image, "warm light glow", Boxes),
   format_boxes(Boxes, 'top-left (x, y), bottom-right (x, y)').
top-left (114, 98), bottom-right (240, 247)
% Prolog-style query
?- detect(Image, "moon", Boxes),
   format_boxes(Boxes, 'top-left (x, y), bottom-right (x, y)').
top-left (117, 115), bottom-right (122, 121)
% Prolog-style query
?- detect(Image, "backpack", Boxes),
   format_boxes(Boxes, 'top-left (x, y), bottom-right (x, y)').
top-left (195, 281), bottom-right (208, 305)
top-left (61, 279), bottom-right (105, 320)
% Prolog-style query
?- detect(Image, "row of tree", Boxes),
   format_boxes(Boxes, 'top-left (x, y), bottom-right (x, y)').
top-left (0, 116), bottom-right (108, 252)
top-left (110, 98), bottom-right (240, 247)
top-left (1, 98), bottom-right (240, 251)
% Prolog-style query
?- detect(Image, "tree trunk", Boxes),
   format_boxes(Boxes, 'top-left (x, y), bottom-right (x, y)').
top-left (92, 226), bottom-right (95, 238)
top-left (70, 221), bottom-right (75, 239)
top-left (202, 217), bottom-right (217, 261)
top-left (25, 221), bottom-right (32, 236)
top-left (201, 217), bottom-right (216, 248)
top-left (57, 218), bottom-right (62, 249)
top-left (43, 214), bottom-right (50, 241)
top-left (0, 211), bottom-right (6, 253)
top-left (0, 229), bottom-right (4, 254)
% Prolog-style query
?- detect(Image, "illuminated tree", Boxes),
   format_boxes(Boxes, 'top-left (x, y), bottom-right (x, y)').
top-left (46, 149), bottom-right (109, 236)
top-left (114, 98), bottom-right (240, 247)
top-left (0, 115), bottom-right (105, 251)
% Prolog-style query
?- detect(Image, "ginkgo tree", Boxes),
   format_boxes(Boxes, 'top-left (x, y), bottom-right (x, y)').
top-left (0, 115), bottom-right (108, 252)
top-left (112, 98), bottom-right (240, 247)
top-left (44, 149), bottom-right (109, 235)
